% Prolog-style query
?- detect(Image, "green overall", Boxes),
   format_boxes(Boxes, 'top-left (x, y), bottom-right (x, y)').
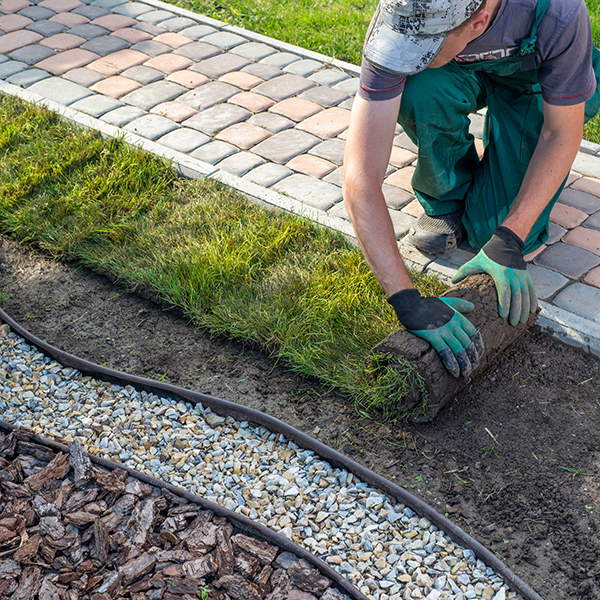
top-left (397, 0), bottom-right (600, 254)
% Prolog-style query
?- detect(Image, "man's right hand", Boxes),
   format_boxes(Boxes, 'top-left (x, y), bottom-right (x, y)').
top-left (388, 289), bottom-right (484, 378)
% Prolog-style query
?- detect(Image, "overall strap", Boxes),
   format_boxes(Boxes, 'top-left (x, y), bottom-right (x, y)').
top-left (516, 0), bottom-right (551, 67)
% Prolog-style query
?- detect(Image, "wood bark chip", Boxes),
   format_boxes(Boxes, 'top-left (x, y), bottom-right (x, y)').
top-left (372, 274), bottom-right (539, 421)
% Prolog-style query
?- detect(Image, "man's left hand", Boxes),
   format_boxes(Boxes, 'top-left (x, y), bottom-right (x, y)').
top-left (452, 226), bottom-right (537, 326)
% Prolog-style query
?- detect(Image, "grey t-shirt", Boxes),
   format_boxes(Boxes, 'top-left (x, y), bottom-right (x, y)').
top-left (359, 0), bottom-right (597, 106)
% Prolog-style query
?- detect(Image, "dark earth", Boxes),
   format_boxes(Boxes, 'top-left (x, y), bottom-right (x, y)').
top-left (1, 235), bottom-right (599, 600)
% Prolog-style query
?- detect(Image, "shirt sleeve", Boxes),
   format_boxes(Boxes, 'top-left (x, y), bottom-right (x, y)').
top-left (358, 58), bottom-right (407, 100)
top-left (537, 0), bottom-right (597, 106)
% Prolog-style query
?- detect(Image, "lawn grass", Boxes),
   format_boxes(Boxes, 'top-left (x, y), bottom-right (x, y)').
top-left (0, 94), bottom-right (444, 416)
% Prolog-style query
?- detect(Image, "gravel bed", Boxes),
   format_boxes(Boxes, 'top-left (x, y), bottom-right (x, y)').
top-left (0, 323), bottom-right (518, 600)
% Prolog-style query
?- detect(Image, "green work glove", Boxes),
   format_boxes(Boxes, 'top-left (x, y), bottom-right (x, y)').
top-left (452, 226), bottom-right (537, 326)
top-left (388, 289), bottom-right (484, 379)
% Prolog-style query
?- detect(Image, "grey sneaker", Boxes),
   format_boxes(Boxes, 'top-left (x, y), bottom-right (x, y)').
top-left (408, 210), bottom-right (465, 256)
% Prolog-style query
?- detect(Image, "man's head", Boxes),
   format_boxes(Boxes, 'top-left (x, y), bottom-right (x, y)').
top-left (364, 0), bottom-right (493, 75)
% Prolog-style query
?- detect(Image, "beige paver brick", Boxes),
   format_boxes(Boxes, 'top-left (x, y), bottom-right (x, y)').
top-left (389, 146), bottom-right (417, 169)
top-left (215, 122), bottom-right (272, 150)
top-left (150, 101), bottom-right (197, 123)
top-left (571, 176), bottom-right (600, 198)
top-left (228, 91), bottom-right (274, 113)
top-left (384, 166), bottom-right (415, 193)
top-left (563, 227), bottom-right (600, 255)
top-left (111, 27), bottom-right (153, 44)
top-left (583, 266), bottom-right (600, 288)
top-left (40, 32), bottom-right (86, 50)
top-left (296, 106), bottom-right (351, 139)
top-left (35, 47), bottom-right (98, 75)
top-left (87, 49), bottom-right (148, 76)
top-left (90, 14), bottom-right (137, 31)
top-left (0, 14), bottom-right (32, 32)
top-left (219, 70), bottom-right (263, 91)
top-left (566, 171), bottom-right (583, 187)
top-left (166, 69), bottom-right (209, 89)
top-left (286, 154), bottom-right (335, 179)
top-left (0, 0), bottom-right (31, 15)
top-left (524, 244), bottom-right (546, 263)
top-left (154, 32), bottom-right (193, 49)
top-left (49, 12), bottom-right (88, 27)
top-left (90, 75), bottom-right (142, 98)
top-left (269, 97), bottom-right (322, 122)
top-left (144, 53), bottom-right (193, 74)
top-left (39, 0), bottom-right (82, 12)
top-left (401, 198), bottom-right (424, 218)
top-left (0, 29), bottom-right (41, 53)
top-left (550, 203), bottom-right (588, 229)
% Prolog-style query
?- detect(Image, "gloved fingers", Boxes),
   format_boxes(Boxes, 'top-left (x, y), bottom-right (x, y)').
top-left (471, 331), bottom-right (485, 359)
top-left (519, 277), bottom-right (530, 324)
top-left (494, 276), bottom-right (512, 321)
top-left (440, 297), bottom-right (475, 315)
top-left (438, 346), bottom-right (460, 378)
top-left (464, 341), bottom-right (480, 371)
top-left (442, 324), bottom-right (472, 356)
top-left (452, 256), bottom-right (486, 284)
top-left (527, 274), bottom-right (538, 315)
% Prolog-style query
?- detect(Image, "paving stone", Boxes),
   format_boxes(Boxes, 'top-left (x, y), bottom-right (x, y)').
top-left (183, 103), bottom-right (251, 136)
top-left (144, 53), bottom-right (194, 75)
top-left (93, 0), bottom-right (128, 10)
top-left (153, 31), bottom-right (192, 49)
top-left (81, 33), bottom-right (130, 55)
top-left (286, 154), bottom-right (335, 178)
top-left (178, 81), bottom-right (238, 111)
top-left (534, 242), bottom-right (600, 279)
top-left (67, 23), bottom-right (108, 39)
top-left (0, 0), bottom-right (31, 14)
top-left (123, 113), bottom-right (178, 140)
top-left (583, 266), bottom-right (600, 288)
top-left (177, 24), bottom-right (216, 41)
top-left (137, 9), bottom-right (176, 26)
top-left (524, 244), bottom-right (546, 263)
top-left (389, 146), bottom-right (417, 168)
top-left (159, 16), bottom-right (197, 32)
top-left (251, 128), bottom-right (320, 164)
top-left (28, 75), bottom-right (92, 104)
top-left (72, 5), bottom-right (108, 19)
top-left (0, 58), bottom-right (26, 78)
top-left (6, 66), bottom-right (50, 85)
top-left (550, 202), bottom-right (588, 229)
top-left (253, 73), bottom-right (316, 102)
top-left (63, 65), bottom-right (104, 85)
top-left (18, 6), bottom-right (55, 19)
top-left (174, 40), bottom-right (221, 62)
top-left (553, 282), bottom-right (600, 324)
top-left (39, 31), bottom-right (85, 49)
top-left (323, 165), bottom-right (343, 187)
top-left (242, 162), bottom-right (291, 187)
top-left (87, 48), bottom-right (147, 76)
top-left (269, 97), bottom-right (322, 122)
top-left (112, 1), bottom-right (153, 19)
top-left (566, 171), bottom-right (582, 186)
top-left (401, 198), bottom-right (424, 218)
top-left (571, 152), bottom-right (600, 179)
top-left (9, 43), bottom-right (55, 64)
top-left (284, 58), bottom-right (323, 77)
top-left (216, 151), bottom-right (264, 177)
top-left (242, 62), bottom-right (282, 81)
top-left (0, 13), bottom-right (32, 31)
top-left (327, 200), bottom-right (350, 221)
top-left (219, 71), bottom-right (263, 91)
top-left (27, 18), bottom-right (66, 35)
top-left (110, 26), bottom-right (151, 44)
top-left (563, 227), bottom-right (600, 254)
top-left (191, 140), bottom-right (238, 164)
top-left (584, 211), bottom-right (600, 231)
top-left (394, 132), bottom-right (418, 152)
top-left (228, 91), bottom-right (274, 113)
top-left (528, 264), bottom-right (569, 300)
top-left (90, 74), bottom-right (141, 97)
top-left (547, 221), bottom-right (567, 244)
top-left (247, 111), bottom-right (293, 134)
top-left (121, 79), bottom-right (185, 110)
top-left (99, 103), bottom-right (145, 126)
top-left (35, 47), bottom-right (97, 74)
top-left (38, 0), bottom-right (82, 13)
top-left (0, 29), bottom-right (41, 53)
top-left (69, 92), bottom-right (122, 116)
top-left (296, 106), bottom-right (351, 139)
top-left (190, 52), bottom-right (250, 80)
top-left (333, 76), bottom-right (359, 95)
top-left (389, 209), bottom-right (417, 238)
top-left (201, 31), bottom-right (246, 50)
top-left (230, 41), bottom-right (276, 62)
top-left (215, 121), bottom-right (272, 149)
top-left (272, 173), bottom-right (342, 210)
top-left (150, 100), bottom-right (196, 122)
top-left (130, 39), bottom-right (171, 57)
top-left (558, 188), bottom-right (600, 214)
top-left (571, 176), bottom-right (600, 198)
top-left (132, 21), bottom-right (166, 36)
top-left (166, 69), bottom-right (209, 89)
top-left (308, 68), bottom-right (349, 87)
top-left (120, 64), bottom-right (164, 83)
top-left (383, 184), bottom-right (415, 210)
top-left (384, 166), bottom-right (415, 192)
top-left (157, 127), bottom-right (209, 152)
top-left (261, 51), bottom-right (300, 69)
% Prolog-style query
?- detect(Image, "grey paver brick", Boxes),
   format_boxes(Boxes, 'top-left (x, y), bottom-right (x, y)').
top-left (216, 151), bottom-right (265, 177)
top-left (333, 77), bottom-right (359, 95)
top-left (121, 65), bottom-right (164, 84)
top-left (584, 212), bottom-right (600, 231)
top-left (252, 128), bottom-right (319, 164)
top-left (92, 0), bottom-right (128, 10)
top-left (63, 65), bottom-right (104, 86)
top-left (26, 19), bottom-right (66, 35)
top-left (327, 201), bottom-right (350, 221)
top-left (260, 51), bottom-right (301, 69)
top-left (468, 112), bottom-right (485, 138)
top-left (528, 264), bottom-right (569, 300)
top-left (558, 189), bottom-right (600, 215)
top-left (178, 81), bottom-right (238, 111)
top-left (7, 66), bottom-right (50, 86)
top-left (323, 166), bottom-right (343, 187)
top-left (383, 184), bottom-right (415, 210)
top-left (157, 127), bottom-right (210, 153)
top-left (547, 221), bottom-right (566, 244)
top-left (28, 76), bottom-right (92, 105)
top-left (338, 97), bottom-right (353, 111)
top-left (137, 9), bottom-right (176, 26)
top-left (68, 23), bottom-right (109, 39)
top-left (70, 92), bottom-right (123, 116)
top-left (252, 73), bottom-right (316, 102)
top-left (308, 68), bottom-right (349, 87)
top-left (247, 112), bottom-right (293, 133)
top-left (534, 242), bottom-right (600, 279)
top-left (132, 21), bottom-right (165, 36)
top-left (242, 62), bottom-right (282, 81)
top-left (299, 85), bottom-right (350, 108)
top-left (177, 24), bottom-right (217, 41)
top-left (121, 79), bottom-right (185, 110)
top-left (191, 53), bottom-right (250, 79)
top-left (99, 103), bottom-right (146, 126)
top-left (0, 59), bottom-right (27, 78)
top-left (112, 1), bottom-right (153, 19)
top-left (191, 139), bottom-right (238, 164)
top-left (231, 41), bottom-right (276, 62)
top-left (18, 6), bottom-right (56, 19)
top-left (81, 33), bottom-right (130, 55)
top-left (394, 132), bottom-right (418, 152)
top-left (389, 209), bottom-right (417, 239)
top-left (242, 162), bottom-right (291, 187)
top-left (174, 41), bottom-right (221, 62)
top-left (159, 17), bottom-right (197, 32)
top-left (201, 31), bottom-right (247, 51)
top-left (183, 103), bottom-right (251, 136)
top-left (553, 283), bottom-right (600, 324)
top-left (572, 153), bottom-right (600, 179)
top-left (123, 113), bottom-right (178, 140)
top-left (283, 58), bottom-right (323, 77)
top-left (130, 39), bottom-right (171, 57)
top-left (309, 138), bottom-right (345, 165)
top-left (73, 4), bottom-right (108, 18)
top-left (272, 173), bottom-right (342, 211)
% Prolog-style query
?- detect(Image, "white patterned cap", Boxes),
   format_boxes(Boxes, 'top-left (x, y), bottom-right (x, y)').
top-left (364, 0), bottom-right (485, 74)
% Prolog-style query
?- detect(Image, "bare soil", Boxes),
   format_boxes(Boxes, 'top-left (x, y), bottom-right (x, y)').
top-left (1, 235), bottom-right (599, 600)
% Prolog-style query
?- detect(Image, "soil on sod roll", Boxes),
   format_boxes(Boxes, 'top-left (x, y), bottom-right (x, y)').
top-left (1, 236), bottom-right (599, 600)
